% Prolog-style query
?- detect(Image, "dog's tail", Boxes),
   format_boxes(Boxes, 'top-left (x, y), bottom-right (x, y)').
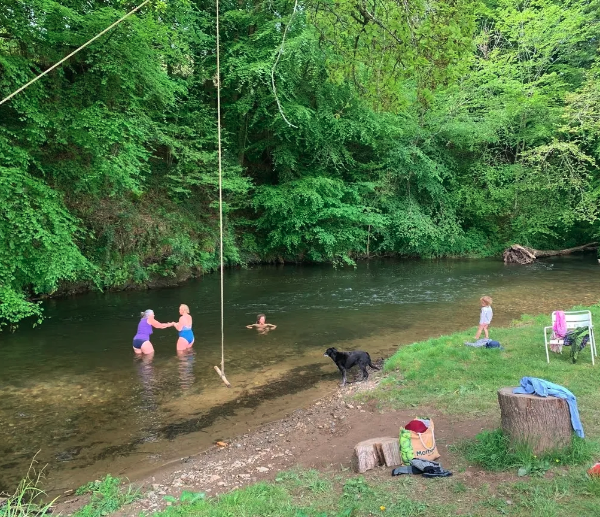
top-left (367, 353), bottom-right (381, 370)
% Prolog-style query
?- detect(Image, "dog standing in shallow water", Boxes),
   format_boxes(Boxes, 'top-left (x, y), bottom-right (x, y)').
top-left (324, 347), bottom-right (380, 386)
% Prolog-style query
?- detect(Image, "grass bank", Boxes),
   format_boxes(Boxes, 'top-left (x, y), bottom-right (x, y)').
top-left (144, 467), bottom-right (600, 517)
top-left (363, 302), bottom-right (600, 437)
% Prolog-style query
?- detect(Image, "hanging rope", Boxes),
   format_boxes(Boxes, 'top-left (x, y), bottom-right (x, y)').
top-left (270, 0), bottom-right (299, 128)
top-left (2, 0), bottom-right (233, 386)
top-left (213, 0), bottom-right (231, 388)
top-left (0, 0), bottom-right (151, 106)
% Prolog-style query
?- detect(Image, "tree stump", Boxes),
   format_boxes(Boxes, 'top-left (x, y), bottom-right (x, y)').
top-left (497, 387), bottom-right (572, 454)
top-left (352, 437), bottom-right (401, 473)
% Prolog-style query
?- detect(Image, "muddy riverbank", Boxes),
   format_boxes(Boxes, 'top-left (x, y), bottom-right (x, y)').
top-left (56, 371), bottom-right (497, 517)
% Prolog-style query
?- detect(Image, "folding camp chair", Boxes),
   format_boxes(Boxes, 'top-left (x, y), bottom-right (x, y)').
top-left (544, 310), bottom-right (597, 365)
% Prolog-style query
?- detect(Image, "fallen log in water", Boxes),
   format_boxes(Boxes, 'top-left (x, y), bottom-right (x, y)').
top-left (503, 242), bottom-right (598, 264)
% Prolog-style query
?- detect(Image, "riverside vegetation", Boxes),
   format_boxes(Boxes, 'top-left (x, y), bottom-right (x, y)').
top-left (3, 0), bottom-right (600, 328)
top-left (5, 303), bottom-right (600, 516)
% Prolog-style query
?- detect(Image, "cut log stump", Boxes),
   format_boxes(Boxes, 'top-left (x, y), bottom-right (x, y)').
top-left (352, 437), bottom-right (401, 473)
top-left (498, 387), bottom-right (572, 454)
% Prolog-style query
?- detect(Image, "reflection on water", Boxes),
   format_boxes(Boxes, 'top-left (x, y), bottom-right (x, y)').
top-left (177, 350), bottom-right (196, 391)
top-left (1, 256), bottom-right (599, 491)
top-left (133, 354), bottom-right (160, 445)
top-left (134, 353), bottom-right (158, 409)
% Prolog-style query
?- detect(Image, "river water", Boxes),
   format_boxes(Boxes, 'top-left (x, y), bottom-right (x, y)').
top-left (1, 256), bottom-right (599, 492)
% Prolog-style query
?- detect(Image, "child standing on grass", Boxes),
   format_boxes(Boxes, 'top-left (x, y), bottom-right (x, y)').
top-left (474, 296), bottom-right (493, 340)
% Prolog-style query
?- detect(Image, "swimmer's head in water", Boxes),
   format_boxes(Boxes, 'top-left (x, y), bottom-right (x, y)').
top-left (180, 304), bottom-right (190, 315)
top-left (256, 313), bottom-right (266, 324)
top-left (141, 309), bottom-right (154, 319)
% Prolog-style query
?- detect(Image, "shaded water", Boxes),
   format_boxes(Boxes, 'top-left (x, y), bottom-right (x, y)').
top-left (1, 256), bottom-right (600, 492)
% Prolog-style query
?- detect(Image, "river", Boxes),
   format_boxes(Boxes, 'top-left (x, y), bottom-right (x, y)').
top-left (1, 256), bottom-right (599, 492)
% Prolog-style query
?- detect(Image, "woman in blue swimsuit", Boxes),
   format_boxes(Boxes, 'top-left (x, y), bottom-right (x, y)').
top-left (171, 304), bottom-right (194, 351)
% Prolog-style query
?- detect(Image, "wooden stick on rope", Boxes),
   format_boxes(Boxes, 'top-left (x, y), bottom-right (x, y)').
top-left (0, 0), bottom-right (151, 106)
top-left (214, 0), bottom-right (231, 389)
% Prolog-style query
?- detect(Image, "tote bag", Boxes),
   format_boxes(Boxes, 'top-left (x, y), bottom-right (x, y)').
top-left (399, 419), bottom-right (440, 463)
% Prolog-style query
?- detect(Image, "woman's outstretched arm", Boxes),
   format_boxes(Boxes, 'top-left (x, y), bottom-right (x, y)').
top-left (148, 315), bottom-right (171, 329)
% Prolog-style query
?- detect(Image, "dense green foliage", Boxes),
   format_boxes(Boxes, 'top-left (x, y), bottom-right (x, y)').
top-left (2, 0), bottom-right (600, 326)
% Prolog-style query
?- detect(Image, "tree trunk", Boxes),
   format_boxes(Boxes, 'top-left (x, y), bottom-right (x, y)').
top-left (352, 437), bottom-right (401, 473)
top-left (503, 242), bottom-right (598, 264)
top-left (497, 387), bottom-right (572, 454)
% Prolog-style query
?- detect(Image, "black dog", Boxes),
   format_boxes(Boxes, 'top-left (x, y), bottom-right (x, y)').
top-left (324, 347), bottom-right (380, 386)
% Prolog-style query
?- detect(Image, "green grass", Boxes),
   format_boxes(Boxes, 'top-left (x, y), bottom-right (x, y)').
top-left (147, 471), bottom-right (445, 517)
top-left (0, 460), bottom-right (55, 517)
top-left (362, 302), bottom-right (600, 438)
top-left (145, 466), bottom-right (600, 517)
top-left (72, 475), bottom-right (139, 517)
top-left (454, 429), bottom-right (598, 476)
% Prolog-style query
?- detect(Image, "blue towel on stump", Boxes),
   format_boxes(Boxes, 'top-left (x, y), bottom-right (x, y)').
top-left (513, 376), bottom-right (584, 438)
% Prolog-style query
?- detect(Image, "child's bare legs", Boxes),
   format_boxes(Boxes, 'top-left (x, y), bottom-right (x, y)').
top-left (475, 324), bottom-right (489, 340)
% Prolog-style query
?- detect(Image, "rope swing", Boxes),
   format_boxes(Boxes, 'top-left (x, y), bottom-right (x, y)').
top-left (212, 0), bottom-right (231, 388)
top-left (0, 0), bottom-right (151, 106)
top-left (1, 0), bottom-right (234, 387)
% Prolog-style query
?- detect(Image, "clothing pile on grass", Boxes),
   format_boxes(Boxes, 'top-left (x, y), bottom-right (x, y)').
top-left (464, 338), bottom-right (504, 349)
top-left (550, 310), bottom-right (590, 363)
top-left (391, 459), bottom-right (452, 477)
top-left (394, 418), bottom-right (452, 478)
